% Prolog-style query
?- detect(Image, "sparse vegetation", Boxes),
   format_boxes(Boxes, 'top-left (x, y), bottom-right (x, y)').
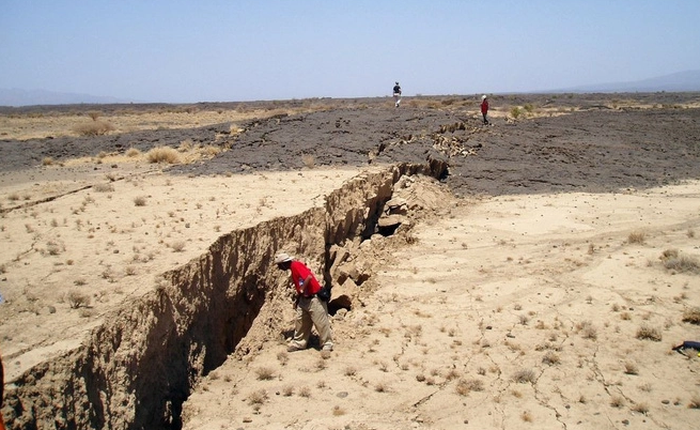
top-left (660, 249), bottom-right (700, 273)
top-left (146, 146), bottom-right (181, 164)
top-left (455, 378), bottom-right (484, 396)
top-left (246, 389), bottom-right (268, 405)
top-left (94, 183), bottom-right (114, 192)
top-left (627, 230), bottom-right (646, 244)
top-left (682, 307), bottom-right (700, 325)
top-left (254, 366), bottom-right (275, 380)
top-left (73, 120), bottom-right (115, 136)
top-left (66, 290), bottom-right (90, 309)
top-left (513, 369), bottom-right (537, 384)
top-left (623, 361), bottom-right (639, 375)
top-left (636, 324), bottom-right (662, 341)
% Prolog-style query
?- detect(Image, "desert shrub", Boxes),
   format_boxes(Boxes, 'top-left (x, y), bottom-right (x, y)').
top-left (682, 307), bottom-right (700, 325)
top-left (133, 196), bottom-right (147, 207)
top-left (631, 402), bottom-right (649, 414)
top-left (94, 183), bottom-right (114, 192)
top-left (125, 147), bottom-right (141, 157)
top-left (255, 367), bottom-right (275, 381)
top-left (635, 324), bottom-right (662, 341)
top-left (576, 320), bottom-right (598, 340)
top-left (455, 378), bottom-right (484, 396)
top-left (689, 394), bottom-right (700, 409)
top-left (45, 241), bottom-right (62, 256)
top-left (610, 395), bottom-right (625, 408)
top-left (178, 139), bottom-right (193, 152)
top-left (510, 106), bottom-right (522, 119)
top-left (542, 351), bottom-right (560, 365)
top-left (146, 146), bottom-right (181, 164)
top-left (42, 157), bottom-right (54, 166)
top-left (87, 110), bottom-right (102, 121)
top-left (623, 361), bottom-right (638, 375)
top-left (661, 250), bottom-right (700, 274)
top-left (73, 120), bottom-right (115, 136)
top-left (627, 230), bottom-right (646, 244)
top-left (513, 368), bottom-right (537, 384)
top-left (67, 290), bottom-right (90, 309)
top-left (246, 389), bottom-right (268, 405)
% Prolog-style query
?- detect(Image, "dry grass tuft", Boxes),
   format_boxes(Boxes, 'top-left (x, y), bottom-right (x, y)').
top-left (126, 147), bottom-right (141, 157)
top-left (246, 389), bottom-right (268, 405)
top-left (455, 378), bottom-right (484, 396)
top-left (73, 120), bottom-right (115, 136)
top-left (299, 386), bottom-right (311, 398)
top-left (576, 320), bottom-right (598, 340)
top-left (520, 410), bottom-right (533, 422)
top-left (542, 351), bottom-right (561, 365)
top-left (627, 230), bottom-right (646, 244)
top-left (682, 307), bottom-right (700, 325)
top-left (66, 290), bottom-right (90, 309)
top-left (635, 324), bottom-right (662, 341)
top-left (255, 366), bottom-right (275, 381)
top-left (623, 361), bottom-right (639, 375)
top-left (660, 248), bottom-right (700, 273)
top-left (146, 146), bottom-right (181, 164)
top-left (513, 368), bottom-right (537, 384)
top-left (688, 394), bottom-right (700, 409)
top-left (610, 395), bottom-right (625, 408)
top-left (94, 183), bottom-right (114, 192)
top-left (133, 196), bottom-right (147, 207)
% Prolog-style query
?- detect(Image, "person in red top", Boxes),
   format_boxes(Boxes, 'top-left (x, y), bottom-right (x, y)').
top-left (275, 252), bottom-right (333, 352)
top-left (480, 94), bottom-right (489, 125)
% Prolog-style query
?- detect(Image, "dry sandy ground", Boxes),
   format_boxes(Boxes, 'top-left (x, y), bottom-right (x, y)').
top-left (2, 96), bottom-right (700, 429)
top-left (1, 161), bottom-right (700, 429)
top-left (180, 177), bottom-right (700, 430)
top-left (0, 164), bottom-right (370, 384)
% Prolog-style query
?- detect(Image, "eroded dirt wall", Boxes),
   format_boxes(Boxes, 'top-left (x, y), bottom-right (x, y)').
top-left (3, 162), bottom-right (444, 430)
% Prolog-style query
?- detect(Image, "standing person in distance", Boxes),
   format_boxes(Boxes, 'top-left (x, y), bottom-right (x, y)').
top-left (275, 252), bottom-right (334, 352)
top-left (480, 94), bottom-right (490, 125)
top-left (393, 82), bottom-right (402, 108)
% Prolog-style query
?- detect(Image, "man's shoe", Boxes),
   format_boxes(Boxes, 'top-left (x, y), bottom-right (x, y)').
top-left (322, 344), bottom-right (333, 352)
top-left (287, 344), bottom-right (305, 352)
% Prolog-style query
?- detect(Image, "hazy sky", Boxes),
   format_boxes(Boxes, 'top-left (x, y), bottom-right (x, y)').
top-left (1, 0), bottom-right (699, 103)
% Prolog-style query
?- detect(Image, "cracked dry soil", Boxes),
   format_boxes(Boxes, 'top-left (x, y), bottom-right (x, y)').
top-left (1, 93), bottom-right (700, 430)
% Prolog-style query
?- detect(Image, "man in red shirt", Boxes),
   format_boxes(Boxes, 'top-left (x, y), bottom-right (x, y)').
top-left (480, 95), bottom-right (489, 125)
top-left (275, 252), bottom-right (333, 352)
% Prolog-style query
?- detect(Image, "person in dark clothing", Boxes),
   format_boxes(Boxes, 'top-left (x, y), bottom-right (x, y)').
top-left (393, 82), bottom-right (402, 108)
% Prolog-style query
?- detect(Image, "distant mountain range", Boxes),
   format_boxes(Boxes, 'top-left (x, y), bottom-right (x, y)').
top-left (0, 88), bottom-right (130, 107)
top-left (2, 70), bottom-right (699, 107)
top-left (554, 70), bottom-right (700, 93)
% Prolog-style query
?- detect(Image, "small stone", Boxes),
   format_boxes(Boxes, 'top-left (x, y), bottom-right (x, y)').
top-left (336, 391), bottom-right (348, 398)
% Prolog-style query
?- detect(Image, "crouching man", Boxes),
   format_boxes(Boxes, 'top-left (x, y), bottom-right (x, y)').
top-left (275, 252), bottom-right (333, 352)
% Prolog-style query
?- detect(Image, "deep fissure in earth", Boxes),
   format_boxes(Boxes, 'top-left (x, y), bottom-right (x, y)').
top-left (4, 161), bottom-right (446, 430)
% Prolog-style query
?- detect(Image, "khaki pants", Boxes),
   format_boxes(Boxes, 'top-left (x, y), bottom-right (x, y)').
top-left (291, 296), bottom-right (333, 349)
